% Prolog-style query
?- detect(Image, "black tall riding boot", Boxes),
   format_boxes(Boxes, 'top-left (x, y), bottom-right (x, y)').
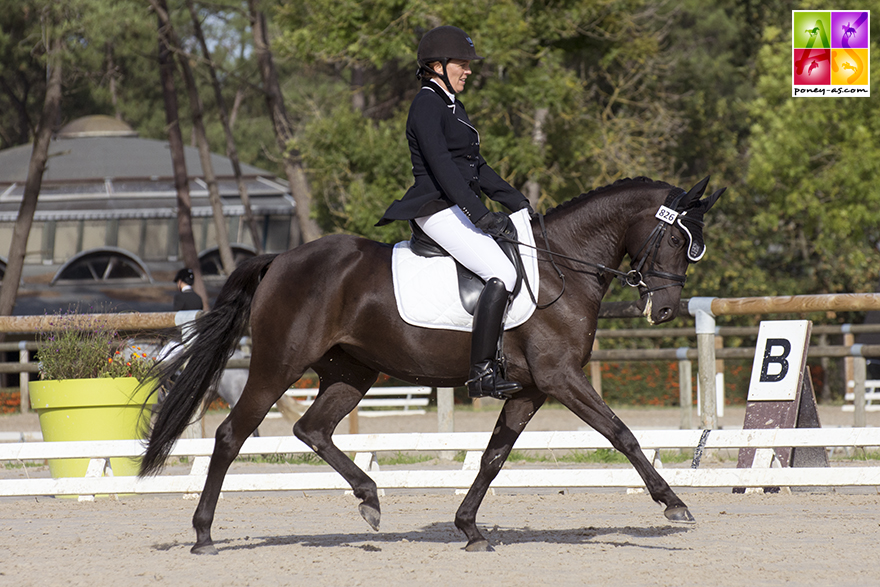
top-left (467, 277), bottom-right (523, 400)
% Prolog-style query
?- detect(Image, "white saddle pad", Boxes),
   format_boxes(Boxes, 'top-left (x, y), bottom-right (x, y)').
top-left (391, 208), bottom-right (539, 332)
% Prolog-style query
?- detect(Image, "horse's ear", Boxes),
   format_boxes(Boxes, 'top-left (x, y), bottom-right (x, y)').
top-left (680, 176), bottom-right (710, 208)
top-left (701, 187), bottom-right (726, 211)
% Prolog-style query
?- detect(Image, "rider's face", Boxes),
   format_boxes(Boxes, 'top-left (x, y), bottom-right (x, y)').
top-left (433, 59), bottom-right (471, 93)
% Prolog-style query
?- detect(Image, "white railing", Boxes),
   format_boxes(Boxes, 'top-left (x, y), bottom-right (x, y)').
top-left (843, 380), bottom-right (880, 412)
top-left (1, 428), bottom-right (879, 498)
top-left (282, 386), bottom-right (431, 416)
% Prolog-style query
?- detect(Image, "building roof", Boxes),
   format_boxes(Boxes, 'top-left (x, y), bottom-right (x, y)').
top-left (0, 116), bottom-right (294, 222)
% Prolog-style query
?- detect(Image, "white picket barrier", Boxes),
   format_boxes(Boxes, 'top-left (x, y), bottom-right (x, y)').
top-left (1, 428), bottom-right (879, 498)
top-left (843, 380), bottom-right (880, 412)
top-left (280, 386), bottom-right (432, 416)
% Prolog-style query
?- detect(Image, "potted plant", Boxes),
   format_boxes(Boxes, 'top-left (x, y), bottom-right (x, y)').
top-left (29, 309), bottom-right (159, 478)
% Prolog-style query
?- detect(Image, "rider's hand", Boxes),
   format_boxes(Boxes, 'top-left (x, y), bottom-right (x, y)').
top-left (516, 200), bottom-right (537, 220)
top-left (474, 211), bottom-right (511, 238)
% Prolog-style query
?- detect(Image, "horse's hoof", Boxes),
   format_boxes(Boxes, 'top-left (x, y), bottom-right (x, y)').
top-left (190, 542), bottom-right (219, 555)
top-left (358, 502), bottom-right (381, 531)
top-left (664, 505), bottom-right (696, 523)
top-left (464, 540), bottom-right (495, 553)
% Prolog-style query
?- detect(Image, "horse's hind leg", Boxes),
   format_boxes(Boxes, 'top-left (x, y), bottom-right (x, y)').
top-left (191, 359), bottom-right (299, 554)
top-left (293, 349), bottom-right (381, 530)
top-left (455, 388), bottom-right (547, 552)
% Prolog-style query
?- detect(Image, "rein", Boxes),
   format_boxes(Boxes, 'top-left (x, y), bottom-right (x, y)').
top-left (500, 209), bottom-right (688, 309)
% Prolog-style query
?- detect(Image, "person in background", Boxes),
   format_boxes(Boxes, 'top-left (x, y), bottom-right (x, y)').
top-left (173, 268), bottom-right (203, 311)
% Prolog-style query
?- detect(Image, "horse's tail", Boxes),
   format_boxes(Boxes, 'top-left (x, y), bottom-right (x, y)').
top-left (139, 253), bottom-right (279, 477)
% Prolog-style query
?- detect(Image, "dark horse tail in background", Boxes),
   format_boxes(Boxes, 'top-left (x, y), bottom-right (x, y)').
top-left (140, 176), bottom-right (724, 555)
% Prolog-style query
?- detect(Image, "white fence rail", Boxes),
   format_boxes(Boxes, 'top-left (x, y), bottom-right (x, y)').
top-left (2, 428), bottom-right (880, 498)
top-left (843, 379), bottom-right (880, 412)
top-left (282, 386), bottom-right (431, 416)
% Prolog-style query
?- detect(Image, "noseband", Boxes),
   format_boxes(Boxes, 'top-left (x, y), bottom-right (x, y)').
top-left (627, 208), bottom-right (689, 295)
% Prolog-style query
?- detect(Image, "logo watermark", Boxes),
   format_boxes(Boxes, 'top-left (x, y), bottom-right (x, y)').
top-left (792, 10), bottom-right (870, 97)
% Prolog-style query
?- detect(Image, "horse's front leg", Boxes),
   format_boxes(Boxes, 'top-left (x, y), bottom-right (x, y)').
top-left (293, 358), bottom-right (381, 530)
top-left (551, 366), bottom-right (695, 523)
top-left (455, 388), bottom-right (547, 552)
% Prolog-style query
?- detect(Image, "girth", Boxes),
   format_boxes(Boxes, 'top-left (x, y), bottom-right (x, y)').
top-left (409, 220), bottom-right (524, 315)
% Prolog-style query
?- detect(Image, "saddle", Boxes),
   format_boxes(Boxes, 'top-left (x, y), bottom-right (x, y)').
top-left (408, 217), bottom-right (525, 315)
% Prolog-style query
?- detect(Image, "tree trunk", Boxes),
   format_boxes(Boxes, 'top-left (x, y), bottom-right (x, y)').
top-left (0, 37), bottom-right (63, 317)
top-left (186, 0), bottom-right (263, 253)
top-left (156, 0), bottom-right (208, 309)
top-left (106, 41), bottom-right (122, 121)
top-left (523, 107), bottom-right (549, 210)
top-left (152, 0), bottom-right (235, 276)
top-left (248, 0), bottom-right (322, 243)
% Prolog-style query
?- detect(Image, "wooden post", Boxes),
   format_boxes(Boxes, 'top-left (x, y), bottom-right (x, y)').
top-left (678, 350), bottom-right (693, 430)
top-left (590, 338), bottom-right (602, 398)
top-left (348, 407), bottom-right (359, 434)
top-left (715, 334), bottom-right (725, 418)
top-left (844, 331), bottom-right (855, 405)
top-left (437, 387), bottom-right (455, 460)
top-left (18, 341), bottom-right (29, 414)
top-left (819, 333), bottom-right (832, 403)
top-left (853, 355), bottom-right (866, 428)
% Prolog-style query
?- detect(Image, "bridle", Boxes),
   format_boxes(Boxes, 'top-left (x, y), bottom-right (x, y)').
top-left (499, 195), bottom-right (693, 309)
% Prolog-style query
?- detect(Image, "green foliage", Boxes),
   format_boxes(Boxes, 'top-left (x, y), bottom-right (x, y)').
top-left (37, 309), bottom-right (157, 381)
top-left (297, 105), bottom-right (411, 242)
top-left (3, 0), bottom-right (880, 302)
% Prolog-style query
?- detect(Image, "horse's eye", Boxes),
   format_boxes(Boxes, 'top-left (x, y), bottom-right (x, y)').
top-left (670, 235), bottom-right (681, 246)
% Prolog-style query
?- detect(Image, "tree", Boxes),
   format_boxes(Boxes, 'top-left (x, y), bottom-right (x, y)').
top-left (151, 0), bottom-right (236, 276)
top-left (0, 33), bottom-right (62, 316)
top-left (186, 0), bottom-right (263, 253)
top-left (156, 0), bottom-right (208, 308)
top-left (249, 0), bottom-right (323, 243)
top-left (742, 24), bottom-right (880, 297)
top-left (272, 0), bottom-right (688, 239)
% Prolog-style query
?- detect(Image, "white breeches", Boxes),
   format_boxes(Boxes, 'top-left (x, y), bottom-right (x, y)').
top-left (415, 205), bottom-right (517, 293)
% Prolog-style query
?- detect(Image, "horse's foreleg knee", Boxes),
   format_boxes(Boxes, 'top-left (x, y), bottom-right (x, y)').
top-left (294, 416), bottom-right (381, 531)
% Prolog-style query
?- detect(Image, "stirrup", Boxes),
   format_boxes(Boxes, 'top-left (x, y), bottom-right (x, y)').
top-left (467, 361), bottom-right (522, 400)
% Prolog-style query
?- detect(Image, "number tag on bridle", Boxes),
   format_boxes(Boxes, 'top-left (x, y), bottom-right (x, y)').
top-left (655, 205), bottom-right (679, 224)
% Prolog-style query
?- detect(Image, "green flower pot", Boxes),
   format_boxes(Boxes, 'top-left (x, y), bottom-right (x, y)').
top-left (29, 378), bottom-right (157, 478)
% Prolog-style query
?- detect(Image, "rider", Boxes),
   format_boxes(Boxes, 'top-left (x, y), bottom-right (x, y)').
top-left (376, 25), bottom-right (532, 400)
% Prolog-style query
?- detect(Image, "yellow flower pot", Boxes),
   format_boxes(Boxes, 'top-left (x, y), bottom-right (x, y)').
top-left (29, 378), bottom-right (157, 478)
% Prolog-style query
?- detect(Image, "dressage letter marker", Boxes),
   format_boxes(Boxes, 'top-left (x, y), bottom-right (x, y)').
top-left (747, 321), bottom-right (809, 401)
top-left (735, 320), bottom-right (828, 492)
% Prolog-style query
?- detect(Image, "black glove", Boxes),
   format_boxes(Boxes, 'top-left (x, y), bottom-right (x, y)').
top-left (516, 200), bottom-right (537, 219)
top-left (474, 211), bottom-right (512, 238)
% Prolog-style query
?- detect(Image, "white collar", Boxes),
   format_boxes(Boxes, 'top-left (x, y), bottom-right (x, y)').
top-left (181, 285), bottom-right (193, 292)
top-left (429, 79), bottom-right (457, 106)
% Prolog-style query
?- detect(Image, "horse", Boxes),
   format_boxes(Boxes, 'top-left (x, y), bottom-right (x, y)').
top-left (139, 176), bottom-right (724, 554)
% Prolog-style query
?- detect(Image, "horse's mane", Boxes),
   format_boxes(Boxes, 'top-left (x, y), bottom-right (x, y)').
top-left (544, 177), bottom-right (676, 217)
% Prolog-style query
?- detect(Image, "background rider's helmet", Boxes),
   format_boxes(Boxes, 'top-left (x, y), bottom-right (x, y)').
top-left (174, 267), bottom-right (195, 286)
top-left (416, 26), bottom-right (483, 93)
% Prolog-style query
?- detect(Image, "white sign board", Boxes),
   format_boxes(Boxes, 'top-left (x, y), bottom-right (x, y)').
top-left (747, 320), bottom-right (811, 401)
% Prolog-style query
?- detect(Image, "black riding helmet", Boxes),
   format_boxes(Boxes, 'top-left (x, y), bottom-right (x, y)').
top-left (174, 268), bottom-right (195, 286)
top-left (416, 26), bottom-right (483, 94)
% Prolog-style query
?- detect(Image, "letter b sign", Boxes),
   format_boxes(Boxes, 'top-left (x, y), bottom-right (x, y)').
top-left (747, 321), bottom-right (810, 401)
top-left (759, 338), bottom-right (791, 382)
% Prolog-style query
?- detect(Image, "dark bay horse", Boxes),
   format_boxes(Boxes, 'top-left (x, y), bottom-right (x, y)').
top-left (140, 176), bottom-right (724, 554)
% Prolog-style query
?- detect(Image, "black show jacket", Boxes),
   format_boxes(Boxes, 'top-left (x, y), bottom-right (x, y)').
top-left (377, 81), bottom-right (526, 226)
